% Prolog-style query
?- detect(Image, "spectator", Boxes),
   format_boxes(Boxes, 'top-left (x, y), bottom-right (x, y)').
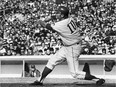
top-left (91, 47), bottom-right (101, 55)
top-left (1, 0), bottom-right (116, 56)
top-left (29, 64), bottom-right (41, 77)
top-left (6, 49), bottom-right (12, 56)
top-left (102, 48), bottom-right (107, 55)
top-left (38, 49), bottom-right (43, 55)
top-left (22, 63), bottom-right (41, 77)
top-left (45, 48), bottom-right (51, 55)
top-left (0, 46), bottom-right (6, 56)
top-left (105, 26), bottom-right (115, 36)
top-left (81, 47), bottom-right (90, 55)
top-left (28, 47), bottom-right (34, 55)
top-left (109, 47), bottom-right (116, 54)
top-left (49, 47), bottom-right (54, 55)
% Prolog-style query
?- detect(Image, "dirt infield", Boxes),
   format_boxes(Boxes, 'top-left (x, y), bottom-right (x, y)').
top-left (0, 83), bottom-right (116, 87)
top-left (0, 78), bottom-right (116, 87)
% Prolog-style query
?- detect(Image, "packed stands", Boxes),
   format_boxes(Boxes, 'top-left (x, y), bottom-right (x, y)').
top-left (0, 0), bottom-right (116, 56)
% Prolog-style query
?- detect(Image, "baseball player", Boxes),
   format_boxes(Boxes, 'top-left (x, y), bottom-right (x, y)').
top-left (31, 6), bottom-right (105, 86)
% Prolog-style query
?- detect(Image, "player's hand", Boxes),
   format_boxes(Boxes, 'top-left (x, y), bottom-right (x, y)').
top-left (44, 16), bottom-right (52, 22)
top-left (38, 20), bottom-right (46, 28)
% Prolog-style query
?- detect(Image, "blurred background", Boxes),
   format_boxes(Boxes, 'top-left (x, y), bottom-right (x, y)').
top-left (0, 0), bottom-right (116, 78)
top-left (0, 0), bottom-right (116, 56)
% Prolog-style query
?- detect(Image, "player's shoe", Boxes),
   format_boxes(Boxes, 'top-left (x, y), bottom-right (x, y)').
top-left (104, 60), bottom-right (115, 72)
top-left (83, 63), bottom-right (105, 85)
top-left (83, 63), bottom-right (90, 74)
top-left (83, 63), bottom-right (100, 80)
top-left (84, 72), bottom-right (98, 80)
top-left (85, 73), bottom-right (105, 85)
top-left (96, 79), bottom-right (105, 86)
top-left (30, 80), bottom-right (43, 86)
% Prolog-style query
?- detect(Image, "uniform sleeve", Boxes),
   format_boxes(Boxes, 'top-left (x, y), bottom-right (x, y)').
top-left (47, 20), bottom-right (66, 34)
top-left (46, 24), bottom-right (53, 31)
top-left (50, 22), bottom-right (63, 33)
top-left (46, 24), bottom-right (56, 32)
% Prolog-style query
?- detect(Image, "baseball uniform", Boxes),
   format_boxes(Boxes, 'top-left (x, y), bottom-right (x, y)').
top-left (46, 17), bottom-right (86, 79)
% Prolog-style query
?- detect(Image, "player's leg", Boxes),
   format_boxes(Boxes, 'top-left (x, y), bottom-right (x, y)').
top-left (67, 54), bottom-right (86, 79)
top-left (30, 47), bottom-right (66, 85)
top-left (83, 63), bottom-right (98, 80)
top-left (82, 62), bottom-right (105, 85)
top-left (68, 59), bottom-right (105, 85)
top-left (30, 66), bottom-right (52, 85)
top-left (66, 45), bottom-right (105, 85)
top-left (66, 45), bottom-right (86, 79)
top-left (83, 63), bottom-right (90, 74)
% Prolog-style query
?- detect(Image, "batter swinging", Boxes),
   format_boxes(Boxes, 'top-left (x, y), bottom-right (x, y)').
top-left (30, 6), bottom-right (105, 86)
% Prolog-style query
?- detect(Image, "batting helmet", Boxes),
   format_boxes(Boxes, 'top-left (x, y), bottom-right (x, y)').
top-left (58, 6), bottom-right (69, 18)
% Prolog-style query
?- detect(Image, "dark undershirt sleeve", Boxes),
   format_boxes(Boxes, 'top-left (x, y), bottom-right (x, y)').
top-left (46, 24), bottom-right (54, 31)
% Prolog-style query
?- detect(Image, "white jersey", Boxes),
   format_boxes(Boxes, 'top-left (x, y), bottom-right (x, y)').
top-left (51, 17), bottom-right (82, 46)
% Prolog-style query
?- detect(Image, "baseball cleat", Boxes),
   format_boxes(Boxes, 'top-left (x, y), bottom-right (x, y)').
top-left (85, 73), bottom-right (98, 80)
top-left (96, 79), bottom-right (105, 86)
top-left (30, 80), bottom-right (43, 86)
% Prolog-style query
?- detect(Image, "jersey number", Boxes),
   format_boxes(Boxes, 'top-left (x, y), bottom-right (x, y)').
top-left (67, 20), bottom-right (77, 34)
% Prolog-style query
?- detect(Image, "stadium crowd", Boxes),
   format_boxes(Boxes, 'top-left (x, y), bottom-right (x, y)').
top-left (0, 0), bottom-right (116, 56)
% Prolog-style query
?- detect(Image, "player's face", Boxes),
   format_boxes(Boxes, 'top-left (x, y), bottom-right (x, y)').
top-left (56, 11), bottom-right (61, 19)
top-left (56, 12), bottom-right (64, 20)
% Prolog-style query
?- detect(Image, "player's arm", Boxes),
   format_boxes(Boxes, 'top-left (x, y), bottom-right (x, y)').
top-left (38, 19), bottom-right (54, 31)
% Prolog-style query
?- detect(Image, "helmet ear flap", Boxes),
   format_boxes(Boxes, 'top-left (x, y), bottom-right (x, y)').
top-left (58, 6), bottom-right (69, 18)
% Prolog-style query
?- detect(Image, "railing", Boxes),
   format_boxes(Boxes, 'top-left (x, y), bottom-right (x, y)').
top-left (0, 55), bottom-right (116, 78)
top-left (0, 55), bottom-right (116, 60)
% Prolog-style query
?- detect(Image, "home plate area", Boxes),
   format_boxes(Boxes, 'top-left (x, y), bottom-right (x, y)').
top-left (0, 77), bottom-right (116, 87)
